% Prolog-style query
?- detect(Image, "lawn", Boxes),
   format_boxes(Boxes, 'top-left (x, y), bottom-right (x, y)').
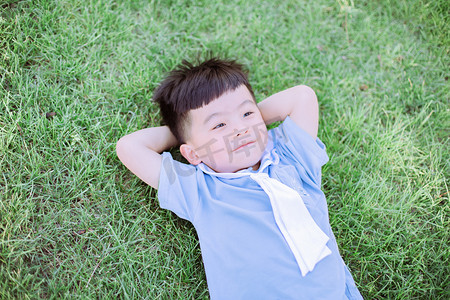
top-left (1, 0), bottom-right (448, 299)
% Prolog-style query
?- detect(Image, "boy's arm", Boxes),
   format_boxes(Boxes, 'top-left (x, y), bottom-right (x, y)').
top-left (257, 85), bottom-right (319, 139)
top-left (116, 126), bottom-right (178, 189)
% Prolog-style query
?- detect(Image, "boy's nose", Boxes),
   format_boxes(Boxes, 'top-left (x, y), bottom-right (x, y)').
top-left (236, 128), bottom-right (249, 136)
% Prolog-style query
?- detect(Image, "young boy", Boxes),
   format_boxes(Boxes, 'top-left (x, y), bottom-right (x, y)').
top-left (116, 58), bottom-right (363, 299)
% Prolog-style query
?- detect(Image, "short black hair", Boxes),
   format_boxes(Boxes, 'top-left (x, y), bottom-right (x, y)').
top-left (153, 57), bottom-right (255, 143)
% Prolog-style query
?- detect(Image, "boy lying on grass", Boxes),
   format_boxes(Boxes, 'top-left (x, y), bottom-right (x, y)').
top-left (116, 58), bottom-right (363, 299)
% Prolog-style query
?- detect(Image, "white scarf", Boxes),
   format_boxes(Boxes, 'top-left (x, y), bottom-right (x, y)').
top-left (198, 141), bottom-right (331, 276)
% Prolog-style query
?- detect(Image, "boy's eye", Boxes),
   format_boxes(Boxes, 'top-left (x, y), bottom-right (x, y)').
top-left (243, 111), bottom-right (253, 117)
top-left (213, 123), bottom-right (225, 130)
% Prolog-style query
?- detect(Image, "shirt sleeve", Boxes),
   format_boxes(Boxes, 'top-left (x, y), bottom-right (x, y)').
top-left (272, 116), bottom-right (329, 184)
top-left (157, 152), bottom-right (200, 222)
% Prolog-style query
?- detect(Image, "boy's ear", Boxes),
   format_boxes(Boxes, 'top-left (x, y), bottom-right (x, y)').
top-left (180, 144), bottom-right (202, 165)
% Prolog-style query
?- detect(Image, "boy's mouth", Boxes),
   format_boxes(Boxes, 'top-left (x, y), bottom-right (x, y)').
top-left (233, 141), bottom-right (255, 152)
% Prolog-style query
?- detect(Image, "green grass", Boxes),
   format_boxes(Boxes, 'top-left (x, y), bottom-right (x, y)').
top-left (1, 0), bottom-right (448, 298)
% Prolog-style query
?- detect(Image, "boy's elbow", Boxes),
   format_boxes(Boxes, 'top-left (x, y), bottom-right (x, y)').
top-left (116, 136), bottom-right (130, 161)
top-left (291, 85), bottom-right (318, 112)
top-left (295, 85), bottom-right (318, 103)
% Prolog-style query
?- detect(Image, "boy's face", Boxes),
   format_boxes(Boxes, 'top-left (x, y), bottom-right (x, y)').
top-left (180, 85), bottom-right (268, 173)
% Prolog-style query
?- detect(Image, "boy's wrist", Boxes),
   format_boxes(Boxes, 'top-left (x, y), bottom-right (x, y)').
top-left (257, 100), bottom-right (285, 126)
top-left (155, 126), bottom-right (178, 152)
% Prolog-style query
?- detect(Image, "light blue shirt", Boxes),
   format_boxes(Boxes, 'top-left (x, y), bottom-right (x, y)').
top-left (158, 116), bottom-right (363, 300)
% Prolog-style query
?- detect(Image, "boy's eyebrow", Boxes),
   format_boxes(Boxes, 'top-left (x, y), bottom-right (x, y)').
top-left (203, 99), bottom-right (255, 125)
